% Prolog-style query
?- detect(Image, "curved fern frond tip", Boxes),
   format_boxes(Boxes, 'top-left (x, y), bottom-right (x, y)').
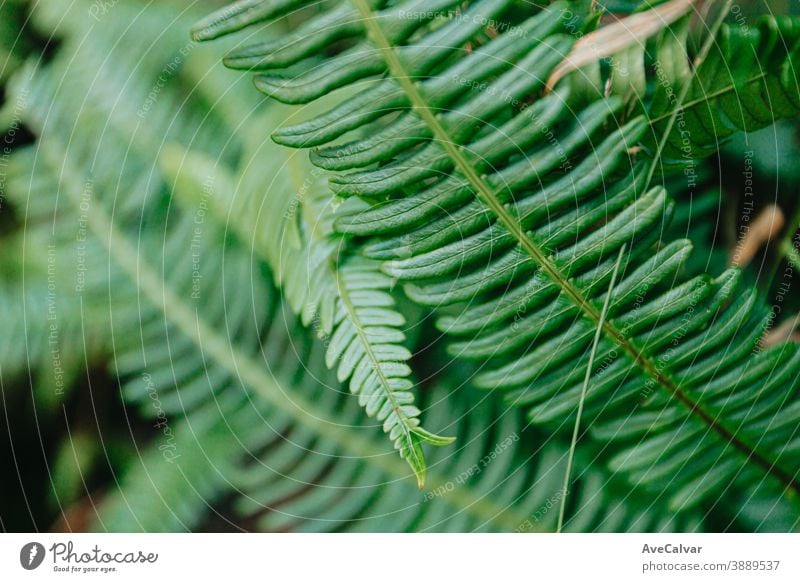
top-left (158, 111), bottom-right (454, 487)
top-left (330, 259), bottom-right (456, 488)
top-left (194, 0), bottom-right (800, 508)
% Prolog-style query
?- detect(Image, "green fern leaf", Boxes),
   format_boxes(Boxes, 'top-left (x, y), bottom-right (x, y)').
top-left (10, 58), bottom-right (663, 530)
top-left (159, 103), bottom-right (453, 486)
top-left (195, 0), bottom-right (800, 514)
top-left (645, 15), bottom-right (800, 162)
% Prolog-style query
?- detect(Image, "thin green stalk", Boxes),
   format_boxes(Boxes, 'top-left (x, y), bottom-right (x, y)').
top-left (557, 245), bottom-right (626, 533)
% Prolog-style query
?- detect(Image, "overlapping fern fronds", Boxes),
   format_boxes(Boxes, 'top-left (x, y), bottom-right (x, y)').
top-left (3, 0), bottom-right (687, 531)
top-left (3, 0), bottom-right (798, 532)
top-left (193, 0), bottom-right (800, 518)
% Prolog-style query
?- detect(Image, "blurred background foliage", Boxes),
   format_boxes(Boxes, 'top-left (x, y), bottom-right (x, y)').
top-left (0, 0), bottom-right (798, 532)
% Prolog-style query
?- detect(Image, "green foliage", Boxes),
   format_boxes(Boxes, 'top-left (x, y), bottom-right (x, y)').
top-left (3, 0), bottom-right (680, 532)
top-left (2, 0), bottom-right (800, 532)
top-left (161, 103), bottom-right (453, 485)
top-left (0, 0), bottom-right (671, 533)
top-left (0, 0), bottom-right (30, 84)
top-left (193, 0), bottom-right (800, 521)
top-left (644, 14), bottom-right (800, 163)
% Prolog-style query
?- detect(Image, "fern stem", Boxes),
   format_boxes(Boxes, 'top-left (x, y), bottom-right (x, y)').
top-left (557, 245), bottom-right (626, 533)
top-left (351, 0), bottom-right (800, 496)
top-left (39, 139), bottom-right (535, 532)
top-left (334, 264), bottom-right (426, 486)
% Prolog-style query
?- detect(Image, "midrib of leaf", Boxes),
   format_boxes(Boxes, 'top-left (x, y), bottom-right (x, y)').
top-left (334, 266), bottom-right (425, 481)
top-left (39, 138), bottom-right (536, 532)
top-left (351, 0), bottom-right (800, 495)
top-left (647, 70), bottom-right (770, 127)
top-left (158, 76), bottom-right (428, 481)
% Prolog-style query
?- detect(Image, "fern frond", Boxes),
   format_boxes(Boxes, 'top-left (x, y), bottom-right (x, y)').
top-left (13, 0), bottom-right (451, 489)
top-left (195, 0), bottom-right (800, 514)
top-left (160, 102), bottom-right (453, 486)
top-left (646, 15), bottom-right (800, 163)
top-left (231, 384), bottom-right (707, 532)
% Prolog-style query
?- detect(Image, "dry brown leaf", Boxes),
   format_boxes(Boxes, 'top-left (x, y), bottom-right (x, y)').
top-left (730, 204), bottom-right (786, 268)
top-left (763, 315), bottom-right (800, 348)
top-left (545, 0), bottom-right (697, 92)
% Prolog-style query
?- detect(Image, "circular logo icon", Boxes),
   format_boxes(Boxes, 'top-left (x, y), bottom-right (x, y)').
top-left (20, 542), bottom-right (45, 570)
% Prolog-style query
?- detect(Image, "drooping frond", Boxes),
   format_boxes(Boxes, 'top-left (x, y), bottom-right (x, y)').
top-left (97, 278), bottom-right (702, 533)
top-left (194, 0), bottom-right (800, 516)
top-left (3, 0), bottom-right (456, 524)
top-left (160, 99), bottom-right (454, 486)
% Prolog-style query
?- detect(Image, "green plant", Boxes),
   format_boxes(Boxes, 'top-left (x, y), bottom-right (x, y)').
top-left (191, 0), bottom-right (800, 517)
top-left (2, 0), bottom-right (800, 533)
top-left (166, 105), bottom-right (456, 487)
top-left (3, 0), bottom-right (689, 532)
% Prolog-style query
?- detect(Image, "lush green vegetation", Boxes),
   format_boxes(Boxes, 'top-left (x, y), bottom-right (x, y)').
top-left (1, 0), bottom-right (799, 532)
